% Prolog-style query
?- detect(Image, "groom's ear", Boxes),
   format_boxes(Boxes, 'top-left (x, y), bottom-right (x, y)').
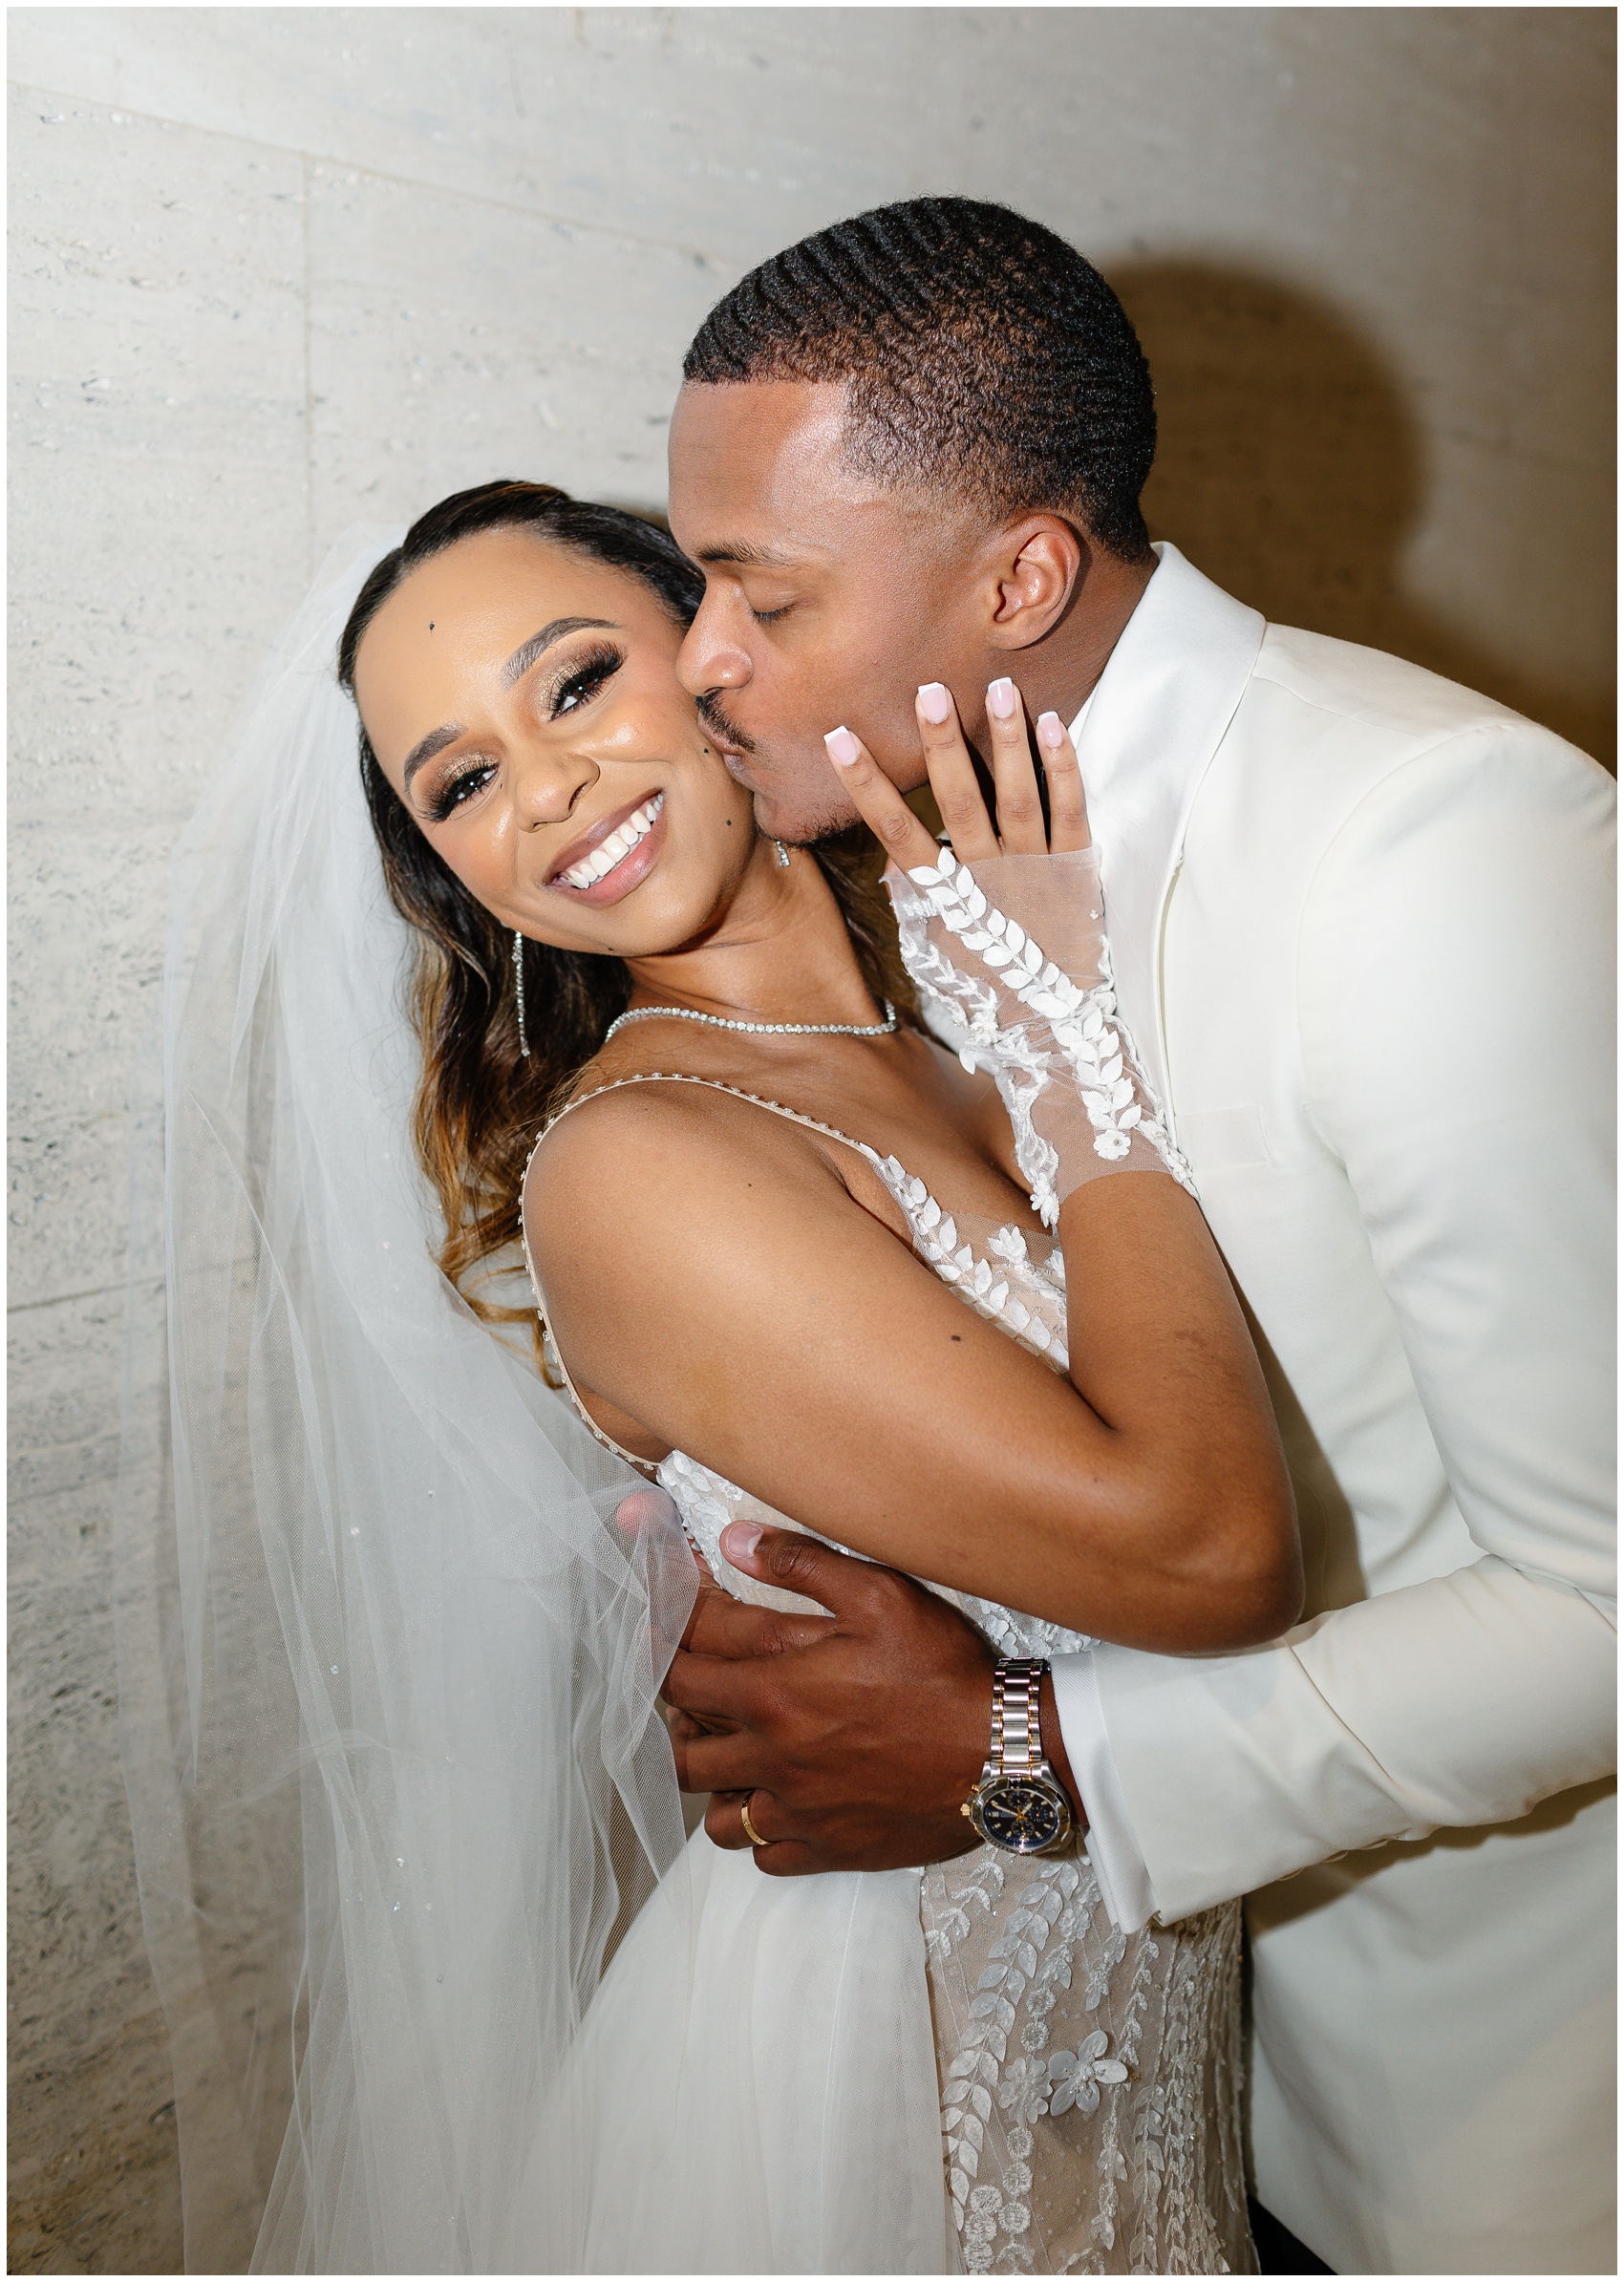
top-left (981, 515), bottom-right (1087, 653)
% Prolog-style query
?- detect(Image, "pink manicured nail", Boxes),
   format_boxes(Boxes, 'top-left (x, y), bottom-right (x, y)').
top-left (1036, 712), bottom-right (1066, 750)
top-left (987, 677), bottom-right (1017, 720)
top-left (916, 682), bottom-right (952, 725)
top-left (824, 727), bottom-right (860, 766)
top-left (721, 1522), bottom-right (763, 1566)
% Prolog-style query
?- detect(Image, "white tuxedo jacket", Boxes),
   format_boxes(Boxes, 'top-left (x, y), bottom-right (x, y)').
top-left (1047, 546), bottom-right (1615, 2275)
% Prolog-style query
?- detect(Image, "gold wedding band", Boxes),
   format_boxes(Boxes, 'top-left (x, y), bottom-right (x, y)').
top-left (738, 1795), bottom-right (769, 1848)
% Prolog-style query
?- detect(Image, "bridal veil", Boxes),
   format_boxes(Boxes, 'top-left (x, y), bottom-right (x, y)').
top-left (113, 532), bottom-right (701, 2271)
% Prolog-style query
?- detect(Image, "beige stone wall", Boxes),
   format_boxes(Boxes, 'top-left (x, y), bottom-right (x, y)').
top-left (8, 10), bottom-right (1613, 2270)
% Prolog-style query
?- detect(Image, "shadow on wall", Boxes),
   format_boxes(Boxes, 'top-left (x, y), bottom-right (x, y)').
top-left (1111, 260), bottom-right (1614, 770)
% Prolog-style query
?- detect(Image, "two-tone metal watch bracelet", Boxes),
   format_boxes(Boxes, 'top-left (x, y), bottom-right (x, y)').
top-left (994, 1655), bottom-right (1044, 1763)
top-left (961, 1655), bottom-right (1077, 1857)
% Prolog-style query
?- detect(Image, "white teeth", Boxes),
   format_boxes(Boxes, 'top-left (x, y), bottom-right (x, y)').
top-left (560, 793), bottom-right (664, 889)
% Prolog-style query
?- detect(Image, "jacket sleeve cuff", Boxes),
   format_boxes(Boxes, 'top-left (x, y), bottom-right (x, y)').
top-left (1050, 1650), bottom-right (1158, 1931)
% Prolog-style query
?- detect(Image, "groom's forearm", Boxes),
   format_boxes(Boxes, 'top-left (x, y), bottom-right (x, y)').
top-left (1088, 1558), bottom-right (1615, 1923)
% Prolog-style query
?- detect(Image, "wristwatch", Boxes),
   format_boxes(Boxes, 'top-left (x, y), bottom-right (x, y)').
top-left (961, 1656), bottom-right (1076, 1857)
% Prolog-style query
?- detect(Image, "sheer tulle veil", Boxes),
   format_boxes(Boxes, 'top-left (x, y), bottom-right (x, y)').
top-left (113, 531), bottom-right (699, 2271)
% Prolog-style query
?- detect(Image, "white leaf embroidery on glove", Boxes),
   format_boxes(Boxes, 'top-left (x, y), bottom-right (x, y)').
top-left (891, 848), bottom-right (1196, 1227)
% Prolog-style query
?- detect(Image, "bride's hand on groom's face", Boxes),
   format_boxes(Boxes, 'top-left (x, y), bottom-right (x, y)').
top-left (661, 1524), bottom-right (997, 1875)
top-left (824, 678), bottom-right (1090, 869)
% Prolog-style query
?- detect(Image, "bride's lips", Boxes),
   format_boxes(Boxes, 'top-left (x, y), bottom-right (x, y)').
top-left (544, 790), bottom-right (668, 906)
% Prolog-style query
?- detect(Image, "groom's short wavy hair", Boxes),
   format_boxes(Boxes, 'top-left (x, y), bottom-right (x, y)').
top-left (683, 197), bottom-right (1155, 561)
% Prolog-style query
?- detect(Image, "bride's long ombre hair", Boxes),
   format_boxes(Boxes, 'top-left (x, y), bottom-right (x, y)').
top-left (339, 480), bottom-right (910, 1334)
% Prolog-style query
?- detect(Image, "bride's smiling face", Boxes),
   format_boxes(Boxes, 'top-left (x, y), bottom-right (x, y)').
top-left (353, 526), bottom-right (764, 954)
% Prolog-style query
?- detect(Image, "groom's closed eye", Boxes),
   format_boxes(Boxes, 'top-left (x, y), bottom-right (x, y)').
top-left (691, 541), bottom-right (802, 624)
top-left (728, 572), bottom-right (800, 625)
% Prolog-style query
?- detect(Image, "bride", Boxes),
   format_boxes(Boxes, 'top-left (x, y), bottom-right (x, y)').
top-left (122, 480), bottom-right (1295, 2274)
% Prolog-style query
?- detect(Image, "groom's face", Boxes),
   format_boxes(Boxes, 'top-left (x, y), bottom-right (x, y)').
top-left (667, 379), bottom-right (982, 843)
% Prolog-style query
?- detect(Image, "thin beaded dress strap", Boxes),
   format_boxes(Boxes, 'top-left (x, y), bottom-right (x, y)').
top-left (518, 1073), bottom-right (892, 1477)
top-left (523, 1070), bottom-right (891, 1188)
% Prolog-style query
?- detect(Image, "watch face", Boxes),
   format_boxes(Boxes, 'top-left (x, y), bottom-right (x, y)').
top-left (972, 1776), bottom-right (1069, 1855)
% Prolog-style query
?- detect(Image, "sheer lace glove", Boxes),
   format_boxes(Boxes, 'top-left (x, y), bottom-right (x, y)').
top-left (887, 842), bottom-right (1193, 1226)
top-left (826, 677), bottom-right (1195, 1231)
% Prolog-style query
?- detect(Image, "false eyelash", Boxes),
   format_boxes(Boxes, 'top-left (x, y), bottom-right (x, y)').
top-left (426, 758), bottom-right (498, 822)
top-left (545, 641), bottom-right (625, 719)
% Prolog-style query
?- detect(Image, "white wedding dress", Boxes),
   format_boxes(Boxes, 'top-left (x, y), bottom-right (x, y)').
top-left (517, 1075), bottom-right (1253, 2277)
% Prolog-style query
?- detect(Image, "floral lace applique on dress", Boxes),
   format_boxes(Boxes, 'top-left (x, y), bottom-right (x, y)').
top-left (921, 1850), bottom-right (1249, 2274)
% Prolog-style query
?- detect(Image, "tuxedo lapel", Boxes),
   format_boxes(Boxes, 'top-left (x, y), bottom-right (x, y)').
top-left (1068, 544), bottom-right (1265, 1112)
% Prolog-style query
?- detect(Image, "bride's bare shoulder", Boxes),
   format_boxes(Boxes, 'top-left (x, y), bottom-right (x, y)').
top-left (523, 1073), bottom-right (842, 1271)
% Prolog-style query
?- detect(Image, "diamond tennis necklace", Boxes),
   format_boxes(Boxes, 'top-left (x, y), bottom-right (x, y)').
top-left (603, 998), bottom-right (898, 1043)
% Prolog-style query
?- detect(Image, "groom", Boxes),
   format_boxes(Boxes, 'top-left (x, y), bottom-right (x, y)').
top-left (650, 199), bottom-right (1615, 2275)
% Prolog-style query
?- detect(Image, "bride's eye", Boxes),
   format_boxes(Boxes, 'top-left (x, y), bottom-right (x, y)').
top-left (426, 760), bottom-right (497, 822)
top-left (547, 643), bottom-right (624, 719)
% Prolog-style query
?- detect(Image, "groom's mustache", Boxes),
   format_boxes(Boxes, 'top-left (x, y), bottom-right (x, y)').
top-left (697, 691), bottom-right (757, 757)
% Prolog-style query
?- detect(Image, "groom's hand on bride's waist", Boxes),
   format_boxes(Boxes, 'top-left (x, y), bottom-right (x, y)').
top-left (661, 1523), bottom-right (1083, 1876)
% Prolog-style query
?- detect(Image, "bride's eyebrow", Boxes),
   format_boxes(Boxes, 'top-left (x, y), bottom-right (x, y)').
top-left (501, 616), bottom-right (620, 687)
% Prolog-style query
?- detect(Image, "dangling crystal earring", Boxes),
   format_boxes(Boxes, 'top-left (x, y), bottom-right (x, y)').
top-left (774, 840), bottom-right (791, 867)
top-left (512, 930), bottom-right (530, 1059)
